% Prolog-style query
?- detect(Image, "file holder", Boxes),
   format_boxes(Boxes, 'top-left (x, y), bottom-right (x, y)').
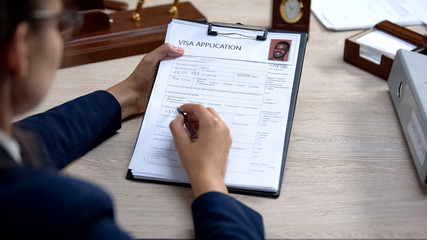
top-left (343, 21), bottom-right (427, 80)
top-left (388, 50), bottom-right (427, 186)
top-left (61, 2), bottom-right (206, 68)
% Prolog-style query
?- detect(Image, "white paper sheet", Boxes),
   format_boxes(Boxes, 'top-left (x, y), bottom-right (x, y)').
top-left (312, 0), bottom-right (425, 31)
top-left (355, 30), bottom-right (417, 64)
top-left (129, 19), bottom-right (303, 192)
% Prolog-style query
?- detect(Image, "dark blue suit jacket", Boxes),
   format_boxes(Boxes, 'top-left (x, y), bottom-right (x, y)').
top-left (0, 91), bottom-right (264, 239)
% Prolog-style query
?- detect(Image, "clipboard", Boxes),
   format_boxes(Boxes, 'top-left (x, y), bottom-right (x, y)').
top-left (126, 19), bottom-right (308, 198)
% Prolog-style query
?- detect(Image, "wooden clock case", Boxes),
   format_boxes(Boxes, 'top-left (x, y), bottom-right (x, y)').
top-left (272, 0), bottom-right (310, 33)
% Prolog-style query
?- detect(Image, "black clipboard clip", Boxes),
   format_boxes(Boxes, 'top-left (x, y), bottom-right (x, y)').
top-left (207, 22), bottom-right (268, 41)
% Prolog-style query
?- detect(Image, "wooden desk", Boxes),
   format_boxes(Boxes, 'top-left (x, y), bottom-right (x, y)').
top-left (25, 0), bottom-right (427, 238)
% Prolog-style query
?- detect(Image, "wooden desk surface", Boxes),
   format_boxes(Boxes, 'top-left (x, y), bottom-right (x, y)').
top-left (25, 0), bottom-right (427, 238)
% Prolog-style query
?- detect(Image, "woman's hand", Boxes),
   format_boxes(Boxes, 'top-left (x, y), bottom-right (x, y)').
top-left (169, 104), bottom-right (232, 197)
top-left (107, 43), bottom-right (184, 119)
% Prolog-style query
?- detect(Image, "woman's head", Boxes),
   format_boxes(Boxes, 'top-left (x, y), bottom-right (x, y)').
top-left (0, 0), bottom-right (68, 115)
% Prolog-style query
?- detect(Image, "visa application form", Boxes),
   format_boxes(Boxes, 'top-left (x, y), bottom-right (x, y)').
top-left (129, 19), bottom-right (303, 193)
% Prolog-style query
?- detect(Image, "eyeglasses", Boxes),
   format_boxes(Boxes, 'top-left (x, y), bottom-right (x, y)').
top-left (31, 9), bottom-right (83, 42)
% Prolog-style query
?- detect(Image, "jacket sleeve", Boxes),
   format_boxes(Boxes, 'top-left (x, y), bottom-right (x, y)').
top-left (14, 91), bottom-right (122, 169)
top-left (191, 192), bottom-right (265, 240)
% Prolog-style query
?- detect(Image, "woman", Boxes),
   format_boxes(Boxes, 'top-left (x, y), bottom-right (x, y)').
top-left (0, 0), bottom-right (264, 239)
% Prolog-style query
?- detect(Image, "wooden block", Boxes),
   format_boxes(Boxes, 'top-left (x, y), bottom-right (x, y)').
top-left (61, 2), bottom-right (207, 68)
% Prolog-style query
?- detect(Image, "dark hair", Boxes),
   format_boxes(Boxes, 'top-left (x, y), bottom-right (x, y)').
top-left (0, 0), bottom-right (40, 46)
top-left (276, 41), bottom-right (290, 49)
top-left (0, 0), bottom-right (45, 75)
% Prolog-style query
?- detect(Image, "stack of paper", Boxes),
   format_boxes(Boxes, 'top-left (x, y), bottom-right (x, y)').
top-left (312, 0), bottom-right (427, 31)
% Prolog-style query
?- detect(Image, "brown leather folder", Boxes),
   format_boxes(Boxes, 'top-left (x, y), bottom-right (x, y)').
top-left (343, 20), bottom-right (427, 80)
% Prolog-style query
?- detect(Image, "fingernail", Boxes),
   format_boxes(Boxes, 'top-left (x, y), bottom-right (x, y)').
top-left (176, 47), bottom-right (184, 52)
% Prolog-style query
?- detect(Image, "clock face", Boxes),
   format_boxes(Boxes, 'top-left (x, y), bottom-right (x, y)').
top-left (280, 0), bottom-right (303, 23)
